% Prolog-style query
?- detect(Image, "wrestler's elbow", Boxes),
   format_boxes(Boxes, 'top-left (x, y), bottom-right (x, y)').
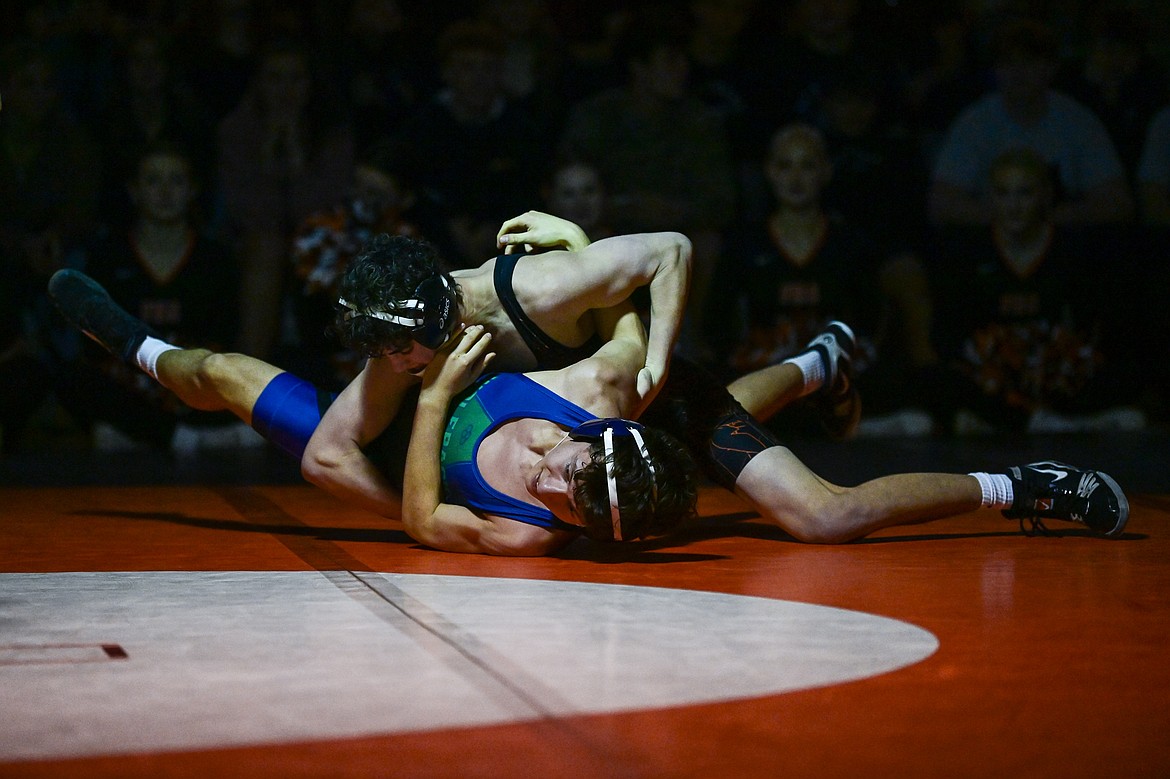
top-left (299, 439), bottom-right (340, 487)
top-left (656, 232), bottom-right (692, 272)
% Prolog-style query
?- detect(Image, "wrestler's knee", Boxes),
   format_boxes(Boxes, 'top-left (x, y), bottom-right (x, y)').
top-left (193, 350), bottom-right (234, 391)
top-left (760, 493), bottom-right (857, 545)
top-left (788, 519), bottom-right (854, 545)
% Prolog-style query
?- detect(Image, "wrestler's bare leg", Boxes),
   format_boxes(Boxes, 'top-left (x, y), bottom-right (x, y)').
top-left (733, 446), bottom-right (983, 544)
top-left (726, 322), bottom-right (858, 436)
top-left (155, 349), bottom-right (283, 425)
top-left (727, 363), bottom-right (805, 421)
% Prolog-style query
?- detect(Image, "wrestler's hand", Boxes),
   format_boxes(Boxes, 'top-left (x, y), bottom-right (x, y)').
top-left (632, 366), bottom-right (663, 418)
top-left (420, 325), bottom-right (495, 400)
top-left (636, 367), bottom-right (655, 400)
top-left (496, 210), bottom-right (590, 254)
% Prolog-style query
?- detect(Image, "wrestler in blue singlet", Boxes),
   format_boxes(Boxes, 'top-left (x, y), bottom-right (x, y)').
top-left (440, 373), bottom-right (589, 530)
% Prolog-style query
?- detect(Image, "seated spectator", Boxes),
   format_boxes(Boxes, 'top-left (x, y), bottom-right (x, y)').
top-left (1054, 7), bottom-right (1169, 189)
top-left (288, 139), bottom-right (424, 389)
top-left (0, 42), bottom-right (103, 270)
top-left (1137, 104), bottom-right (1170, 228)
top-left (737, 0), bottom-right (899, 164)
top-left (0, 216), bottom-right (56, 455)
top-left (816, 63), bottom-right (930, 258)
top-left (711, 123), bottom-right (932, 437)
top-left (336, 0), bottom-right (425, 151)
top-left (0, 43), bottom-right (103, 450)
top-left (1133, 103), bottom-right (1170, 426)
top-left (391, 18), bottom-right (547, 269)
top-left (55, 142), bottom-right (247, 451)
top-left (558, 5), bottom-right (736, 356)
top-left (930, 148), bottom-right (1145, 434)
top-left (216, 40), bottom-right (355, 360)
top-left (475, 0), bottom-right (570, 131)
top-left (929, 18), bottom-right (1135, 228)
top-left (96, 27), bottom-right (217, 232)
top-left (685, 0), bottom-right (761, 169)
top-left (175, 0), bottom-right (262, 125)
top-left (558, 7), bottom-right (735, 236)
top-left (542, 158), bottom-right (613, 243)
top-left (899, 3), bottom-right (989, 167)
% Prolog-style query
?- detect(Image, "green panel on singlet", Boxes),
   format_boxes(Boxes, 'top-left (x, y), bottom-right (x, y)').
top-left (441, 377), bottom-right (497, 465)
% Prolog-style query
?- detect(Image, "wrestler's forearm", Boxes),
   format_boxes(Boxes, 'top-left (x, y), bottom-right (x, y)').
top-left (400, 394), bottom-right (450, 535)
top-left (644, 234), bottom-right (691, 391)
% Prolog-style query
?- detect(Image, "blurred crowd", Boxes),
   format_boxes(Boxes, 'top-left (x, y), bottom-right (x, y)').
top-left (1, 0), bottom-right (1168, 454)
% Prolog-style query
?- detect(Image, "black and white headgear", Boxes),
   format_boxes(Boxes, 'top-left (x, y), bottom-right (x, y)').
top-left (338, 274), bottom-right (459, 350)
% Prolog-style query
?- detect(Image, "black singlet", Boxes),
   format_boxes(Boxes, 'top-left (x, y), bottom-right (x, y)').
top-left (492, 253), bottom-right (603, 369)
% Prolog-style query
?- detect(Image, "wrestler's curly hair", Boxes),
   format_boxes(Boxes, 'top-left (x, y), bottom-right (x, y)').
top-left (572, 427), bottom-right (699, 542)
top-left (332, 234), bottom-right (462, 357)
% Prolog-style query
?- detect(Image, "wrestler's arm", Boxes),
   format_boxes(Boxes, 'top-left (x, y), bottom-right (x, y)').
top-left (499, 214), bottom-right (691, 404)
top-left (300, 358), bottom-right (416, 518)
top-left (401, 327), bottom-right (569, 556)
top-left (546, 307), bottom-right (649, 417)
top-left (559, 232), bottom-right (689, 407)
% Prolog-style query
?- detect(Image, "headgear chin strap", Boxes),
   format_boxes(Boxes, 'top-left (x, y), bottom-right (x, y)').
top-left (338, 275), bottom-right (459, 350)
top-left (568, 418), bottom-right (658, 541)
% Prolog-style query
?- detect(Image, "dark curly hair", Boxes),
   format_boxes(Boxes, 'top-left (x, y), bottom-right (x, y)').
top-left (572, 427), bottom-right (699, 542)
top-left (332, 234), bottom-right (461, 357)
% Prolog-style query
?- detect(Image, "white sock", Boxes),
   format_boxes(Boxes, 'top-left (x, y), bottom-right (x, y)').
top-left (782, 350), bottom-right (825, 396)
top-left (969, 472), bottom-right (1014, 509)
top-left (135, 336), bottom-right (179, 380)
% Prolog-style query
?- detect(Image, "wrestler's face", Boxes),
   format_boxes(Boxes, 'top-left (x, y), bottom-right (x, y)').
top-left (382, 342), bottom-right (437, 374)
top-left (530, 434), bottom-right (594, 526)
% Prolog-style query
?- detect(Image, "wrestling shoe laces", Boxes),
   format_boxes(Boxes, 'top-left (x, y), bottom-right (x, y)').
top-left (1003, 461), bottom-right (1130, 538)
top-left (805, 321), bottom-right (861, 440)
top-left (48, 269), bottom-right (156, 363)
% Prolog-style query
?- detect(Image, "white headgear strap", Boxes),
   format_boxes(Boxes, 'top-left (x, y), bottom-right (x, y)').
top-left (601, 425), bottom-right (657, 542)
top-left (337, 296), bottom-right (424, 327)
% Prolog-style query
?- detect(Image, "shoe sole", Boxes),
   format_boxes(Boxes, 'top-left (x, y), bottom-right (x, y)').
top-left (49, 269), bottom-right (147, 360)
top-left (1095, 470), bottom-right (1130, 538)
top-left (48, 270), bottom-right (99, 339)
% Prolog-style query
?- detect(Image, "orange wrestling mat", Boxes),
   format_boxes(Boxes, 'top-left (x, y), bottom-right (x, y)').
top-left (1, 484), bottom-right (1168, 778)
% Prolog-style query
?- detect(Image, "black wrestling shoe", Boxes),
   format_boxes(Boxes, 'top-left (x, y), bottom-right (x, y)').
top-left (1003, 461), bottom-right (1129, 538)
top-left (804, 321), bottom-right (861, 440)
top-left (48, 269), bottom-right (155, 364)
